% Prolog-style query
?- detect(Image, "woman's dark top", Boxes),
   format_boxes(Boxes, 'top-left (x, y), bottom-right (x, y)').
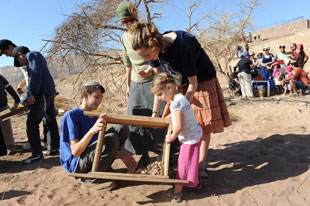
top-left (149, 31), bottom-right (216, 85)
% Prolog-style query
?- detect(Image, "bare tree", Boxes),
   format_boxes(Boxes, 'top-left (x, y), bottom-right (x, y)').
top-left (198, 0), bottom-right (260, 80)
top-left (140, 0), bottom-right (168, 22)
top-left (44, 0), bottom-right (169, 77)
top-left (186, 0), bottom-right (211, 33)
top-left (42, 0), bottom-right (169, 107)
top-left (45, 0), bottom-right (124, 75)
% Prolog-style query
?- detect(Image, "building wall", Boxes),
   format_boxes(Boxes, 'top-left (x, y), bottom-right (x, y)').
top-left (255, 19), bottom-right (310, 40)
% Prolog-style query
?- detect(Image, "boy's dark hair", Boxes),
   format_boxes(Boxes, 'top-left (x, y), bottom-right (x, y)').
top-left (81, 80), bottom-right (105, 94)
top-left (12, 46), bottom-right (30, 67)
top-left (13, 46), bottom-right (29, 56)
top-left (0, 39), bottom-right (16, 56)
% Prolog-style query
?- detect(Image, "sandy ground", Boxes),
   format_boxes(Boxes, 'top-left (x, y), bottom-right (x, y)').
top-left (1, 91), bottom-right (310, 206)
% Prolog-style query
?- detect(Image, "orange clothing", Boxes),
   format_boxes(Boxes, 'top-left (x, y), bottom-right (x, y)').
top-left (290, 67), bottom-right (310, 86)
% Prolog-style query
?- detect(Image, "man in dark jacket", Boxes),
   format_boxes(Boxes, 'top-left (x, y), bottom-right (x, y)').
top-left (0, 74), bottom-right (20, 154)
top-left (12, 46), bottom-right (60, 164)
top-left (237, 52), bottom-right (255, 98)
top-left (0, 124), bottom-right (7, 157)
top-left (0, 39), bottom-right (51, 152)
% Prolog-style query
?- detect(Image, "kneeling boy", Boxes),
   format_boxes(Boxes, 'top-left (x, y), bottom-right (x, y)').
top-left (60, 80), bottom-right (137, 188)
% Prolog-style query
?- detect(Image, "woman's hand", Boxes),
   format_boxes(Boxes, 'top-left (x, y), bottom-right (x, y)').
top-left (185, 76), bottom-right (198, 103)
top-left (138, 67), bottom-right (153, 78)
top-left (152, 113), bottom-right (160, 118)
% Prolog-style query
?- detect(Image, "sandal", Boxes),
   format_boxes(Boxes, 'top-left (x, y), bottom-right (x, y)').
top-left (166, 188), bottom-right (183, 203)
top-left (198, 169), bottom-right (210, 185)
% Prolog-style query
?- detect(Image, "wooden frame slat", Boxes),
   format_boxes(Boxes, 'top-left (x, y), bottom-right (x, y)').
top-left (84, 112), bottom-right (170, 128)
top-left (0, 106), bottom-right (29, 121)
top-left (163, 124), bottom-right (172, 177)
top-left (69, 172), bottom-right (188, 184)
top-left (91, 130), bottom-right (106, 172)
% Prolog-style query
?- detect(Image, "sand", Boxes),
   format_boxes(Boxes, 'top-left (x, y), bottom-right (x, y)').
top-left (1, 93), bottom-right (310, 206)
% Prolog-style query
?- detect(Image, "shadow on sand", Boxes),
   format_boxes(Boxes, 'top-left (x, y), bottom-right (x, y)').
top-left (137, 133), bottom-right (310, 204)
top-left (0, 156), bottom-right (60, 174)
top-left (0, 190), bottom-right (32, 200)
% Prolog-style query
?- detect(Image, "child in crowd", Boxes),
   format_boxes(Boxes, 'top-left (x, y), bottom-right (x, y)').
top-left (282, 66), bottom-right (293, 95)
top-left (151, 72), bottom-right (202, 202)
top-left (272, 62), bottom-right (283, 93)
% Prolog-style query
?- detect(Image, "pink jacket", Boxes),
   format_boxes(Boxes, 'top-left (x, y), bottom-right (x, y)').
top-left (273, 68), bottom-right (282, 78)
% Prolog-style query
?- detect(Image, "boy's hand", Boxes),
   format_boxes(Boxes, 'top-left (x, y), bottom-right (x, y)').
top-left (26, 95), bottom-right (35, 105)
top-left (90, 113), bottom-right (107, 135)
top-left (17, 87), bottom-right (23, 94)
top-left (11, 102), bottom-right (19, 110)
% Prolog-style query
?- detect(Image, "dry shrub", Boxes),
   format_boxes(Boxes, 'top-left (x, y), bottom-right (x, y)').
top-left (229, 109), bottom-right (239, 122)
top-left (56, 65), bottom-right (127, 114)
top-left (55, 95), bottom-right (71, 110)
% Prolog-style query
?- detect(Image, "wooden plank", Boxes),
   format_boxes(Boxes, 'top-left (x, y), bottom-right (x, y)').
top-left (163, 123), bottom-right (172, 177)
top-left (92, 171), bottom-right (168, 179)
top-left (69, 172), bottom-right (189, 184)
top-left (91, 130), bottom-right (106, 172)
top-left (0, 106), bottom-right (29, 121)
top-left (84, 112), bottom-right (171, 128)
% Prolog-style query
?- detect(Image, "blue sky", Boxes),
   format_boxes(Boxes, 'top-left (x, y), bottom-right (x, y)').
top-left (1, 0), bottom-right (310, 67)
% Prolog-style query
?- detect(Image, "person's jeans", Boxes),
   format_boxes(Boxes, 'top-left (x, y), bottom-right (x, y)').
top-left (296, 80), bottom-right (307, 90)
top-left (75, 125), bottom-right (129, 173)
top-left (125, 81), bottom-right (165, 155)
top-left (27, 94), bottom-right (59, 156)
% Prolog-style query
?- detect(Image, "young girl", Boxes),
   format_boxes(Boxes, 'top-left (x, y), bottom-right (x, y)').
top-left (151, 72), bottom-right (202, 202)
top-left (283, 66), bottom-right (293, 95)
top-left (129, 21), bottom-right (231, 184)
top-left (272, 61), bottom-right (283, 93)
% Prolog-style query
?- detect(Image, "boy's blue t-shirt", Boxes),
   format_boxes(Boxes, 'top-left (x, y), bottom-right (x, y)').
top-left (60, 107), bottom-right (98, 173)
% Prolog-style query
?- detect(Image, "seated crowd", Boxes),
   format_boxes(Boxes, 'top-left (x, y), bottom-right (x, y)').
top-left (230, 43), bottom-right (309, 97)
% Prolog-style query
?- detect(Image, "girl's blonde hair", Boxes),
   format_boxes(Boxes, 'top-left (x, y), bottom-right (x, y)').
top-left (129, 21), bottom-right (165, 51)
top-left (151, 72), bottom-right (182, 93)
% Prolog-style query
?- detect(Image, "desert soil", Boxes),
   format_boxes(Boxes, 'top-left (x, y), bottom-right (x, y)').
top-left (1, 89), bottom-right (310, 206)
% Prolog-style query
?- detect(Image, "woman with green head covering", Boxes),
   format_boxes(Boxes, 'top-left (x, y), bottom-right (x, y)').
top-left (116, 1), bottom-right (165, 169)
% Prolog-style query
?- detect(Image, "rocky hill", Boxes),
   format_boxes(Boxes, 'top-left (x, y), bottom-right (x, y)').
top-left (0, 54), bottom-right (86, 83)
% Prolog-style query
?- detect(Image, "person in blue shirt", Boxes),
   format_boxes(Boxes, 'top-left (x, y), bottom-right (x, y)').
top-left (12, 46), bottom-right (60, 164)
top-left (60, 80), bottom-right (137, 189)
top-left (259, 45), bottom-right (276, 91)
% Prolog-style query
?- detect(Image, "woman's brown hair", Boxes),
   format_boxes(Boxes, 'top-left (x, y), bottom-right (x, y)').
top-left (129, 21), bottom-right (165, 52)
